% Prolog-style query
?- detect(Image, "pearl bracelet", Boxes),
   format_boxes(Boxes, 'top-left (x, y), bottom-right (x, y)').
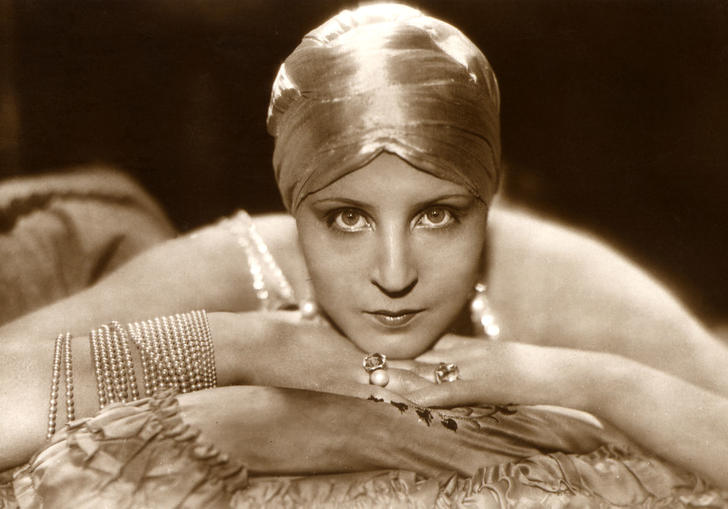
top-left (50, 311), bottom-right (217, 437)
top-left (126, 310), bottom-right (216, 397)
top-left (46, 332), bottom-right (73, 440)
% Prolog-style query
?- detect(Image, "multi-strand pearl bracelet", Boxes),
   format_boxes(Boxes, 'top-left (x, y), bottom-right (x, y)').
top-left (127, 310), bottom-right (216, 398)
top-left (46, 310), bottom-right (216, 440)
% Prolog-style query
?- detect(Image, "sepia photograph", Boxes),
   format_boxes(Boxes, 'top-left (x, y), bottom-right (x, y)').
top-left (1, 0), bottom-right (727, 506)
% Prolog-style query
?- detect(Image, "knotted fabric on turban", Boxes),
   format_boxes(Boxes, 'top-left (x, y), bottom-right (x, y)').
top-left (267, 3), bottom-right (501, 212)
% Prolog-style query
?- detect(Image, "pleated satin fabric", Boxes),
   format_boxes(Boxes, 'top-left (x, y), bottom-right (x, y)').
top-left (11, 394), bottom-right (726, 508)
top-left (267, 3), bottom-right (501, 212)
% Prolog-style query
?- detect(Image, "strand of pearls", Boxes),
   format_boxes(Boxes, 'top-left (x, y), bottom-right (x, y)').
top-left (189, 310), bottom-right (217, 387)
top-left (117, 324), bottom-right (140, 401)
top-left (127, 321), bottom-right (159, 396)
top-left (90, 323), bottom-right (137, 407)
top-left (470, 283), bottom-right (500, 339)
top-left (46, 332), bottom-right (74, 440)
top-left (89, 328), bottom-right (108, 408)
top-left (223, 211), bottom-right (296, 311)
top-left (62, 332), bottom-right (75, 422)
top-left (46, 333), bottom-right (64, 440)
top-left (102, 324), bottom-right (126, 402)
top-left (245, 214), bottom-right (295, 306)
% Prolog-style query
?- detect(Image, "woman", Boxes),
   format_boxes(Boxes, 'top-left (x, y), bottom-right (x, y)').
top-left (2, 3), bottom-right (728, 507)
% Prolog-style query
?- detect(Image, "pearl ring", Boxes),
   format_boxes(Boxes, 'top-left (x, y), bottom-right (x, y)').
top-left (363, 352), bottom-right (390, 387)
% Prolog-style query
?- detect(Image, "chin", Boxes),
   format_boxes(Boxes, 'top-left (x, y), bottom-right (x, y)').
top-left (346, 328), bottom-right (438, 359)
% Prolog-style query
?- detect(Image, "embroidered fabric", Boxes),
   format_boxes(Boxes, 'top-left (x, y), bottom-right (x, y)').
top-left (6, 393), bottom-right (727, 508)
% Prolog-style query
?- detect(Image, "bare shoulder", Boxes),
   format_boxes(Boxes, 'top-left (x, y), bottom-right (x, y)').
top-left (485, 202), bottom-right (706, 352)
top-left (251, 213), bottom-right (310, 296)
top-left (252, 213), bottom-right (298, 249)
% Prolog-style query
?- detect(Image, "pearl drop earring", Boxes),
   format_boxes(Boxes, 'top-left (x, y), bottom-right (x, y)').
top-left (470, 283), bottom-right (500, 339)
top-left (299, 298), bottom-right (319, 320)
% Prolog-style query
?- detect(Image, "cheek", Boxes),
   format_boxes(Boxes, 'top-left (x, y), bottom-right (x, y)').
top-left (299, 231), bottom-right (367, 311)
top-left (420, 230), bottom-right (485, 285)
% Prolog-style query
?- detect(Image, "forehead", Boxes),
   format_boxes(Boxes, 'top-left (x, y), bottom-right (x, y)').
top-left (309, 153), bottom-right (471, 204)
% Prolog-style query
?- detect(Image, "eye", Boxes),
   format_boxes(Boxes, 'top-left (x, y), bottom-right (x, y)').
top-left (416, 206), bottom-right (455, 229)
top-left (330, 208), bottom-right (371, 232)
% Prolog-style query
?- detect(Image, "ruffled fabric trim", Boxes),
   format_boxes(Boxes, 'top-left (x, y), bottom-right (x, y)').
top-left (433, 444), bottom-right (727, 508)
top-left (232, 444), bottom-right (728, 508)
top-left (12, 390), bottom-right (247, 509)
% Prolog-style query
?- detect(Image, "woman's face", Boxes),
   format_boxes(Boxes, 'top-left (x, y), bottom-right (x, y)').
top-left (295, 153), bottom-right (488, 358)
top-left (296, 153), bottom-right (487, 358)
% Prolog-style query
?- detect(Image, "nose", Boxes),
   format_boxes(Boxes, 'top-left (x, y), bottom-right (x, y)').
top-left (370, 225), bottom-right (418, 298)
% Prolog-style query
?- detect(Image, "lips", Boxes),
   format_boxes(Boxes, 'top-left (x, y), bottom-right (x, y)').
top-left (365, 309), bottom-right (423, 328)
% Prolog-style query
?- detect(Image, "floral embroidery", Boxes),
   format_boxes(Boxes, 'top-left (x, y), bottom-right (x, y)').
top-left (415, 408), bottom-right (433, 426)
top-left (390, 401), bottom-right (409, 413)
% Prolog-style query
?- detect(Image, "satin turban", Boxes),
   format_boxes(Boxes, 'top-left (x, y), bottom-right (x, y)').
top-left (267, 3), bottom-right (501, 212)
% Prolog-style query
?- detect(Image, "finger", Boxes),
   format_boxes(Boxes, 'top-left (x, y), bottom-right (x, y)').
top-left (328, 382), bottom-right (411, 404)
top-left (386, 368), bottom-right (435, 394)
top-left (386, 359), bottom-right (418, 370)
top-left (387, 360), bottom-right (440, 382)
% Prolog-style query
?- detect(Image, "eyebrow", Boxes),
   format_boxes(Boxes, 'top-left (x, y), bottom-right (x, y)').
top-left (311, 194), bottom-right (474, 209)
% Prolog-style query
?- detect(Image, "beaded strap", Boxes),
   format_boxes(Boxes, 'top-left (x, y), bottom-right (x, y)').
top-left (221, 210), bottom-right (296, 311)
top-left (470, 283), bottom-right (500, 339)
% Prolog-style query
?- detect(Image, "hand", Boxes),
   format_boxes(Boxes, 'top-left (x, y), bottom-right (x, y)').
top-left (401, 334), bottom-right (592, 410)
top-left (211, 311), bottom-right (434, 401)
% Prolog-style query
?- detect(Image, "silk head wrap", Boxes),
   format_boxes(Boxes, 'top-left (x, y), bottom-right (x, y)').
top-left (267, 3), bottom-right (501, 212)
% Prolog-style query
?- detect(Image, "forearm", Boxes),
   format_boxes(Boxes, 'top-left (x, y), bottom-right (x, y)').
top-left (177, 386), bottom-right (530, 477)
top-left (0, 312), bottom-right (253, 470)
top-left (575, 355), bottom-right (728, 489)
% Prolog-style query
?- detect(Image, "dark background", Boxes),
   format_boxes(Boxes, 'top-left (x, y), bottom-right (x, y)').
top-left (1, 0), bottom-right (726, 325)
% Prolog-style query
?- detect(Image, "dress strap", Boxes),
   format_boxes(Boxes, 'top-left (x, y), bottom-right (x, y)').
top-left (220, 210), bottom-right (297, 311)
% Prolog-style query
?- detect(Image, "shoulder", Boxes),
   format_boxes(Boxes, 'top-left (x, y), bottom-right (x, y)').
top-left (251, 213), bottom-right (310, 298)
top-left (486, 202), bottom-right (702, 350)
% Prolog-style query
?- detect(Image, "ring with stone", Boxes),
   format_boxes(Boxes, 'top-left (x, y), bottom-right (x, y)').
top-left (434, 362), bottom-right (460, 384)
top-left (363, 353), bottom-right (389, 387)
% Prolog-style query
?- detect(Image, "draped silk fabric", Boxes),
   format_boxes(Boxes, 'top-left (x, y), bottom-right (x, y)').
top-left (8, 391), bottom-right (727, 508)
top-left (267, 3), bottom-right (501, 212)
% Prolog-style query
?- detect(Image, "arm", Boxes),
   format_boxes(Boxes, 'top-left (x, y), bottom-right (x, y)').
top-left (410, 340), bottom-right (728, 489)
top-left (0, 224), bottom-right (255, 340)
top-left (1, 212), bottom-right (308, 340)
top-left (177, 386), bottom-right (475, 477)
top-left (487, 204), bottom-right (728, 396)
top-left (0, 311), bottom-right (430, 470)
